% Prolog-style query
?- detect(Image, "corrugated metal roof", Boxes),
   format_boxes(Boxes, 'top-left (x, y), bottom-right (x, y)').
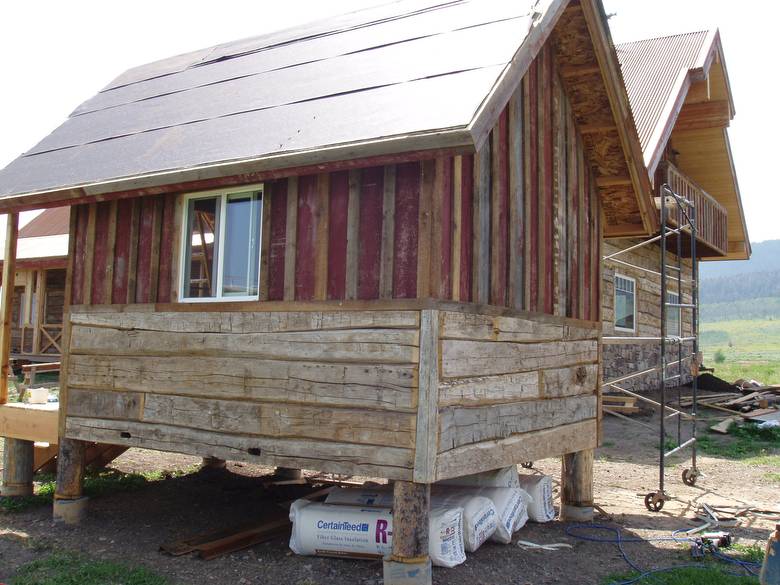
top-left (0, 0), bottom-right (545, 202)
top-left (616, 31), bottom-right (709, 158)
top-left (18, 207), bottom-right (70, 238)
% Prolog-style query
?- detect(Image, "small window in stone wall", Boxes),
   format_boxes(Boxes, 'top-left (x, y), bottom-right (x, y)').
top-left (614, 274), bottom-right (636, 332)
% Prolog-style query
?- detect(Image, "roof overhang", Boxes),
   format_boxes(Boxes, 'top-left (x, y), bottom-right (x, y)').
top-left (650, 30), bottom-right (749, 260)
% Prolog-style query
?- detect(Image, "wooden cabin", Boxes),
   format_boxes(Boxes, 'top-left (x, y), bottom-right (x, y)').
top-left (602, 30), bottom-right (750, 392)
top-left (0, 1), bottom-right (657, 579)
top-left (0, 208), bottom-right (69, 362)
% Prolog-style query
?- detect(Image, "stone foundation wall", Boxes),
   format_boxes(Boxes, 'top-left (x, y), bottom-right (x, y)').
top-left (603, 340), bottom-right (694, 393)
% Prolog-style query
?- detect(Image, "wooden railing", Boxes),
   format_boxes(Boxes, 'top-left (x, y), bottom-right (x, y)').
top-left (658, 162), bottom-right (728, 256)
top-left (11, 323), bottom-right (63, 357)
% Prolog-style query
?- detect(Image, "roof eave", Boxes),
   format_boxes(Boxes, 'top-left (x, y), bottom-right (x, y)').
top-left (581, 0), bottom-right (658, 236)
top-left (0, 128), bottom-right (475, 213)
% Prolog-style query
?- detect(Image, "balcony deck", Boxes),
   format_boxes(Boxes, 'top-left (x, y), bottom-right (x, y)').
top-left (657, 162), bottom-right (728, 257)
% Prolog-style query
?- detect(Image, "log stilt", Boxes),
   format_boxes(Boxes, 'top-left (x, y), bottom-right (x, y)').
top-left (560, 448), bottom-right (594, 522)
top-left (1, 438), bottom-right (34, 497)
top-left (53, 438), bottom-right (88, 524)
top-left (383, 481), bottom-right (432, 585)
top-left (274, 467), bottom-right (302, 480)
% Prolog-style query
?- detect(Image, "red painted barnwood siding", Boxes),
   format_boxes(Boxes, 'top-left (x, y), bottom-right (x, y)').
top-left (267, 180), bottom-right (288, 301)
top-left (357, 167), bottom-right (384, 300)
top-left (458, 155), bottom-right (474, 303)
top-left (69, 47), bottom-right (603, 322)
top-left (327, 171), bottom-right (349, 300)
top-left (392, 162), bottom-right (421, 299)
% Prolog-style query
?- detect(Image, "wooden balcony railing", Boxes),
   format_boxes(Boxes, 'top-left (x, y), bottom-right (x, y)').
top-left (657, 161), bottom-right (728, 256)
top-left (11, 323), bottom-right (63, 357)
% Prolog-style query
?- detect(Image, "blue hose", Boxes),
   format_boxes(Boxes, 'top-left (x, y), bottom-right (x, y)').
top-left (563, 523), bottom-right (762, 584)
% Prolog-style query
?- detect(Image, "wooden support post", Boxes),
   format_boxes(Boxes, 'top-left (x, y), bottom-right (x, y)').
top-left (1, 438), bottom-right (34, 496)
top-left (53, 438), bottom-right (88, 524)
top-left (274, 467), bottom-right (303, 480)
top-left (0, 213), bottom-right (19, 405)
top-left (383, 481), bottom-right (432, 585)
top-left (561, 448), bottom-right (594, 522)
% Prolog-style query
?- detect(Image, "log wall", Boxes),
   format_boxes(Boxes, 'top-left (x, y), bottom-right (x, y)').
top-left (68, 44), bottom-right (601, 321)
top-left (434, 310), bottom-right (599, 481)
top-left (64, 307), bottom-right (421, 480)
top-left (601, 239), bottom-right (694, 392)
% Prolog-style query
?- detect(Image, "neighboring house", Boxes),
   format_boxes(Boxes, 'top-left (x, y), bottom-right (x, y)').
top-left (0, 0), bottom-right (656, 576)
top-left (0, 207), bottom-right (69, 360)
top-left (602, 30), bottom-right (750, 392)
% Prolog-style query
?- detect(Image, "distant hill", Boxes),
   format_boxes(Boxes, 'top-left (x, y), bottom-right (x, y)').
top-left (701, 240), bottom-right (780, 279)
top-left (700, 240), bottom-right (780, 321)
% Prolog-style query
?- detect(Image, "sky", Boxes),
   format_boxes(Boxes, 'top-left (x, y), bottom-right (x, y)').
top-left (0, 0), bottom-right (776, 244)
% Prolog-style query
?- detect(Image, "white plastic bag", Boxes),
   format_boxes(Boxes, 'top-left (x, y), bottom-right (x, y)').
top-left (289, 500), bottom-right (391, 559)
top-left (301, 496), bottom-right (466, 567)
top-left (326, 486), bottom-right (496, 552)
top-left (516, 474), bottom-right (555, 522)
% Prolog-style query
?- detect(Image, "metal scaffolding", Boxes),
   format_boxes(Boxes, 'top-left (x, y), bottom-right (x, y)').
top-left (601, 183), bottom-right (701, 513)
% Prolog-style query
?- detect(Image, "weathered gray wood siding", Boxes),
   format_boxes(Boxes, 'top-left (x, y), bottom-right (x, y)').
top-left (433, 310), bottom-right (600, 481)
top-left (63, 307), bottom-right (421, 480)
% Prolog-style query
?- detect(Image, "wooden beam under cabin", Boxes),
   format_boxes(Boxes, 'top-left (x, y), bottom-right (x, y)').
top-left (0, 213), bottom-right (19, 405)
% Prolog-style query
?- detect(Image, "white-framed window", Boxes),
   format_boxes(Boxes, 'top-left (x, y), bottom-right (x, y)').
top-left (614, 274), bottom-right (636, 332)
top-left (179, 185), bottom-right (264, 302)
top-left (666, 291), bottom-right (681, 337)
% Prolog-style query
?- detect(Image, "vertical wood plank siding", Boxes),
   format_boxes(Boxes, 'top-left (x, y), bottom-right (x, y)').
top-left (69, 50), bottom-right (601, 322)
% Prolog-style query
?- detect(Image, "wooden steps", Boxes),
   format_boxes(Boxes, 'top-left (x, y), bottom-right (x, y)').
top-left (602, 394), bottom-right (639, 414)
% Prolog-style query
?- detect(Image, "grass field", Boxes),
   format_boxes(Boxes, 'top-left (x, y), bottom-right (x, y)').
top-left (700, 318), bottom-right (780, 385)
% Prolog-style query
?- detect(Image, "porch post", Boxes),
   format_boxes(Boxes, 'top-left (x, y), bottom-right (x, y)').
top-left (0, 212), bottom-right (19, 404)
top-left (53, 437), bottom-right (88, 524)
top-left (560, 448), bottom-right (595, 521)
top-left (383, 481), bottom-right (432, 585)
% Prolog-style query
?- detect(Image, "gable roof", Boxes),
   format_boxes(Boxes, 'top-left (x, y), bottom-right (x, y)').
top-left (0, 0), bottom-right (655, 236)
top-left (616, 30), bottom-right (750, 259)
top-left (18, 207), bottom-right (70, 238)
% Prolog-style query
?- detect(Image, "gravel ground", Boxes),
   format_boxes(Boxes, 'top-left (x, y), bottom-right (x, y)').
top-left (0, 403), bottom-right (777, 584)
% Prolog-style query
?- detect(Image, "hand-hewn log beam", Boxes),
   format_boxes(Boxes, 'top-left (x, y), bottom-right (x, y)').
top-left (0, 213), bottom-right (19, 404)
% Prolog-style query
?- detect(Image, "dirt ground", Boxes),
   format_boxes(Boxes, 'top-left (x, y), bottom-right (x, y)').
top-left (1, 400), bottom-right (777, 585)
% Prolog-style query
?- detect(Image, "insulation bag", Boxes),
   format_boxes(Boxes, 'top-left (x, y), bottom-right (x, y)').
top-left (457, 486), bottom-right (527, 543)
top-left (291, 499), bottom-right (465, 568)
top-left (437, 467), bottom-right (531, 536)
top-left (326, 486), bottom-right (496, 552)
top-left (516, 474), bottom-right (555, 522)
top-left (438, 466), bottom-right (521, 489)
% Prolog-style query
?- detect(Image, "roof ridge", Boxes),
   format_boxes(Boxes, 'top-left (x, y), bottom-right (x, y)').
top-left (616, 29), bottom-right (710, 48)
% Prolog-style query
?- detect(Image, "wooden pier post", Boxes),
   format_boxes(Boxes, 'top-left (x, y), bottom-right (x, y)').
top-left (383, 481), bottom-right (432, 585)
top-left (1, 438), bottom-right (34, 496)
top-left (53, 438), bottom-right (88, 524)
top-left (561, 448), bottom-right (595, 521)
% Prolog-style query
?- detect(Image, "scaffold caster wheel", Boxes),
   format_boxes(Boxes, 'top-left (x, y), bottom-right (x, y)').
top-left (682, 468), bottom-right (698, 486)
top-left (644, 492), bottom-right (665, 512)
top-left (521, 462), bottom-right (534, 469)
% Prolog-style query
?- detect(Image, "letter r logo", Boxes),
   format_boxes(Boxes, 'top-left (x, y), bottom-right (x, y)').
top-left (376, 519), bottom-right (388, 544)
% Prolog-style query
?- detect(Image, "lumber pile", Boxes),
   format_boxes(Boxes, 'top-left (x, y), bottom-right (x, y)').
top-left (602, 394), bottom-right (639, 415)
top-left (676, 379), bottom-right (780, 430)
